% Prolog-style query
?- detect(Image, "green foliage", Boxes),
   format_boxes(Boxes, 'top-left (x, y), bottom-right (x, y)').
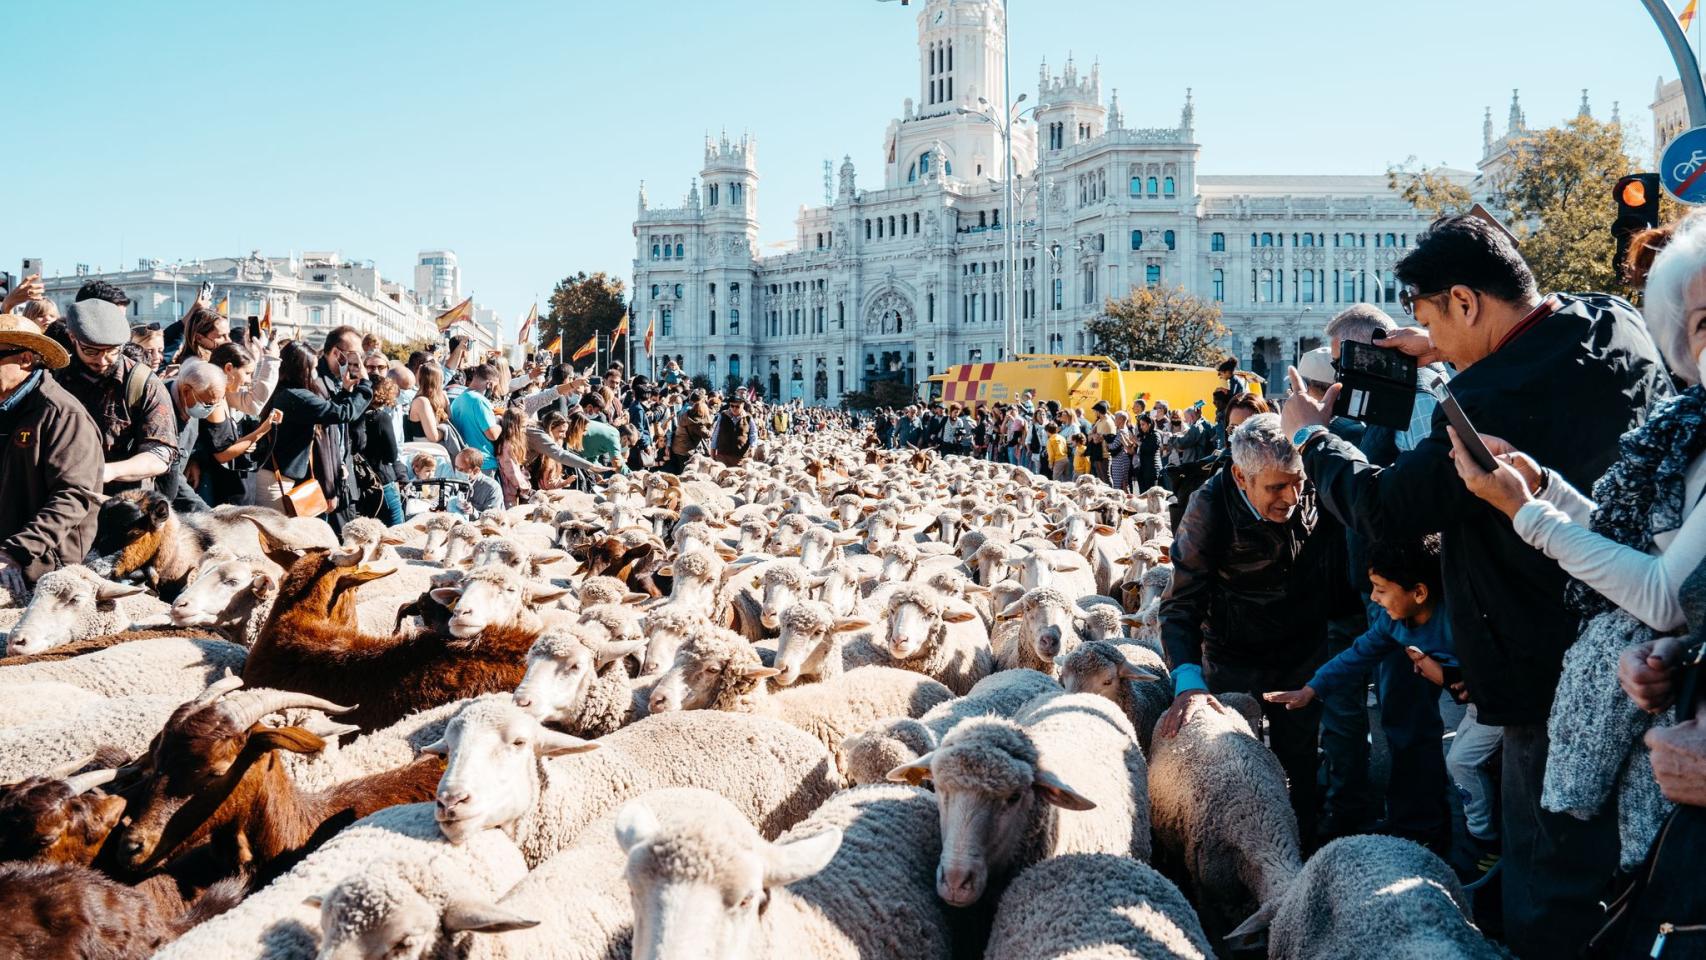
top-left (1387, 157), bottom-right (1473, 219)
top-left (543, 272), bottom-right (628, 359)
top-left (384, 336), bottom-right (436, 363)
top-left (689, 373), bottom-right (713, 392)
top-left (1085, 284), bottom-right (1230, 367)
top-left (840, 379), bottom-right (917, 411)
top-left (1491, 115), bottom-right (1635, 295)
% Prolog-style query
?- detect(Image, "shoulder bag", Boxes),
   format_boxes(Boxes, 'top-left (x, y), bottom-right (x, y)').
top-left (272, 425), bottom-right (329, 518)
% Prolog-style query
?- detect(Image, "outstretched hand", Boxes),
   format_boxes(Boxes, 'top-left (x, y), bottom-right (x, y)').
top-left (1262, 687), bottom-right (1316, 710)
top-left (1276, 367), bottom-right (1341, 437)
top-left (1154, 689), bottom-right (1227, 740)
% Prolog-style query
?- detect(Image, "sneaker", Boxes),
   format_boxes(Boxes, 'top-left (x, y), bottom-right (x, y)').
top-left (1452, 832), bottom-right (1501, 884)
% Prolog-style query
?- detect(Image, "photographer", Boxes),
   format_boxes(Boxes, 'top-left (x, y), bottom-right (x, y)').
top-left (1279, 214), bottom-right (1670, 957)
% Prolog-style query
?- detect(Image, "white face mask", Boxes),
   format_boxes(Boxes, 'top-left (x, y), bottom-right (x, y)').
top-left (187, 401), bottom-right (215, 420)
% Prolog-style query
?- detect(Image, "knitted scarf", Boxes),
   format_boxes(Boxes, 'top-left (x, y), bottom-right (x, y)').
top-left (1567, 385), bottom-right (1706, 621)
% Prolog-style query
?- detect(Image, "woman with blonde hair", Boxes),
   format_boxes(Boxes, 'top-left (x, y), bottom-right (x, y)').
top-left (494, 404), bottom-right (532, 507)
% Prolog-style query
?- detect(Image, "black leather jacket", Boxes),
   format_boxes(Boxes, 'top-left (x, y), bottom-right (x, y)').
top-left (1161, 469), bottom-right (1335, 674)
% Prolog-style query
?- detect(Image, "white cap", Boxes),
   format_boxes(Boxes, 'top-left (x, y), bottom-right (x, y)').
top-left (1297, 346), bottom-right (1335, 387)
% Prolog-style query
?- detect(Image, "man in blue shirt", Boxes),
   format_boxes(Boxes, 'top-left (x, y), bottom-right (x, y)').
top-left (449, 362), bottom-right (501, 471)
top-left (1264, 533), bottom-right (1455, 851)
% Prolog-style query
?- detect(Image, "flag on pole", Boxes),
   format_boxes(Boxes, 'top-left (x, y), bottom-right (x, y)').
top-left (543, 333), bottom-right (562, 354)
top-left (644, 314), bottom-right (656, 356)
top-left (611, 313), bottom-right (630, 343)
top-left (215, 294), bottom-right (229, 318)
top-left (435, 296), bottom-right (474, 332)
top-left (571, 335), bottom-right (597, 363)
top-left (516, 303), bottom-right (537, 345)
top-left (1682, 0), bottom-right (1698, 30)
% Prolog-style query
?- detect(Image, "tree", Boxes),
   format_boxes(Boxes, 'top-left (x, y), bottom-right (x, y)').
top-left (690, 373), bottom-right (714, 392)
top-left (1084, 285), bottom-right (1230, 368)
top-left (542, 272), bottom-right (628, 364)
top-left (1490, 115), bottom-right (1635, 295)
top-left (384, 336), bottom-right (437, 363)
top-left (1387, 156), bottom-right (1473, 219)
top-left (841, 380), bottom-right (916, 411)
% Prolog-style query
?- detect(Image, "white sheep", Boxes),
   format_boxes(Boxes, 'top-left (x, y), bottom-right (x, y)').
top-left (866, 584), bottom-right (994, 695)
top-left (427, 696), bottom-right (839, 866)
top-left (281, 699), bottom-right (467, 793)
top-left (1, 565), bottom-right (166, 656)
top-left (166, 554), bottom-right (279, 646)
top-left (0, 680), bottom-right (104, 726)
top-left (511, 625), bottom-right (650, 737)
top-left (1148, 693), bottom-right (1302, 939)
top-left (992, 586), bottom-right (1088, 677)
top-left (843, 668), bottom-right (1061, 787)
top-left (0, 635), bottom-right (247, 700)
top-left (1225, 835), bottom-right (1506, 960)
top-left (769, 599), bottom-right (876, 686)
top-left (887, 691), bottom-right (1149, 908)
top-left (617, 783), bottom-right (952, 960)
top-left (984, 853), bottom-right (1214, 960)
top-left (0, 693), bottom-right (183, 781)
top-left (1060, 638), bottom-right (1172, 751)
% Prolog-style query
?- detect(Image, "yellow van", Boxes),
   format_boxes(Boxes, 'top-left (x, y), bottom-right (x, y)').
top-left (922, 355), bottom-right (1262, 421)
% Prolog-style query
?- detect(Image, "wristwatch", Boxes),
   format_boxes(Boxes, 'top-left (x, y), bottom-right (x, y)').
top-left (1291, 424), bottom-right (1327, 451)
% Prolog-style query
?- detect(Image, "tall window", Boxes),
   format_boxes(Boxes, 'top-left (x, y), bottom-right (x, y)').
top-left (730, 308), bottom-right (740, 334)
top-left (1301, 271), bottom-right (1315, 303)
top-left (709, 310), bottom-right (716, 335)
top-left (1260, 233), bottom-right (1274, 247)
top-left (650, 243), bottom-right (659, 260)
top-left (660, 307), bottom-right (673, 337)
top-left (729, 354), bottom-right (740, 381)
top-left (708, 185), bottom-right (718, 206)
top-left (1052, 278), bottom-right (1062, 310)
top-left (1146, 176), bottom-right (1158, 196)
top-left (1130, 176), bottom-right (1141, 197)
top-left (675, 242), bottom-right (684, 259)
top-left (1130, 229), bottom-right (1143, 250)
top-left (1164, 230), bottom-right (1176, 251)
top-left (865, 219), bottom-right (872, 240)
top-left (1163, 176), bottom-right (1176, 196)
top-left (1301, 233), bottom-right (1314, 247)
top-left (1212, 268), bottom-right (1225, 302)
top-left (1342, 271), bottom-right (1356, 302)
top-left (1146, 264), bottom-right (1161, 286)
top-left (1211, 232), bottom-right (1225, 252)
top-left (1260, 270), bottom-right (1274, 302)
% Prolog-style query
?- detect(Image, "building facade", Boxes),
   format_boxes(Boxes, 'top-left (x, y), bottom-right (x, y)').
top-left (39, 250), bottom-right (491, 350)
top-left (633, 0), bottom-right (1460, 404)
top-left (415, 250), bottom-right (461, 310)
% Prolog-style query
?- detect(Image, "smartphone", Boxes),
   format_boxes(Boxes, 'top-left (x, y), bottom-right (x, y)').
top-left (20, 258), bottom-right (41, 281)
top-left (1432, 377), bottom-right (1498, 472)
top-left (249, 316), bottom-right (263, 342)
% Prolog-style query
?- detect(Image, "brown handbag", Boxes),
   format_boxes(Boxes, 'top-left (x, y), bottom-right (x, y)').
top-left (273, 426), bottom-right (329, 518)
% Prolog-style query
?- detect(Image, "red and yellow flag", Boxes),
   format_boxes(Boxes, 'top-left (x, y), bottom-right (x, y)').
top-left (1683, 0), bottom-right (1699, 30)
top-left (215, 294), bottom-right (229, 318)
top-left (644, 314), bottom-right (655, 356)
top-left (435, 295), bottom-right (474, 332)
top-left (571, 335), bottom-right (597, 362)
top-left (259, 299), bottom-right (272, 334)
top-left (611, 313), bottom-right (630, 342)
top-left (544, 333), bottom-right (562, 354)
top-left (516, 303), bottom-right (537, 345)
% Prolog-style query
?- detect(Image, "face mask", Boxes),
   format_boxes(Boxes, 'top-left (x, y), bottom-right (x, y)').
top-left (187, 401), bottom-right (215, 420)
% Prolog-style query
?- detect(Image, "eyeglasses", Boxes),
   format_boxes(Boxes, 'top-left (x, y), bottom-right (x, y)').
top-left (1398, 285), bottom-right (1446, 318)
top-left (70, 339), bottom-right (122, 362)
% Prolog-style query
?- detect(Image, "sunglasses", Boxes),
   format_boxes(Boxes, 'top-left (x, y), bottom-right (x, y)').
top-left (1398, 285), bottom-right (1446, 318)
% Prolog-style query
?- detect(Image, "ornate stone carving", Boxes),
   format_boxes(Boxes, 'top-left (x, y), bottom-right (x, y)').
top-left (863, 288), bottom-right (914, 336)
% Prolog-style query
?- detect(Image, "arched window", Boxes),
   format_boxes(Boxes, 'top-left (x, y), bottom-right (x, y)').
top-left (728, 354), bottom-right (740, 380)
top-left (913, 212), bottom-right (920, 233)
top-left (889, 215), bottom-right (897, 236)
top-left (1385, 233), bottom-right (1397, 247)
top-left (900, 216), bottom-right (908, 236)
top-left (1300, 233), bottom-right (1314, 247)
top-left (1211, 232), bottom-right (1225, 252)
top-left (1260, 233), bottom-right (1274, 247)
top-left (1250, 233), bottom-right (1258, 247)
top-left (1130, 176), bottom-right (1141, 197)
top-left (865, 219), bottom-right (872, 240)
top-left (650, 243), bottom-right (659, 260)
top-left (908, 163), bottom-right (916, 182)
top-left (943, 159), bottom-right (952, 175)
top-left (1301, 271), bottom-right (1315, 303)
top-left (650, 284), bottom-right (658, 298)
top-left (708, 185), bottom-right (718, 206)
top-left (1164, 230), bottom-right (1176, 251)
top-left (1260, 269), bottom-right (1274, 302)
top-left (1146, 176), bottom-right (1158, 196)
top-left (674, 284), bottom-right (683, 298)
top-left (730, 308), bottom-right (740, 333)
top-left (1146, 264), bottom-right (1161, 286)
top-left (1163, 176), bottom-right (1175, 196)
top-left (707, 354), bottom-right (716, 374)
top-left (1212, 269), bottom-right (1225, 302)
top-left (1130, 229), bottom-right (1143, 250)
top-left (661, 244), bottom-right (671, 260)
top-left (877, 218), bottom-right (884, 238)
top-left (675, 243), bottom-right (684, 259)
top-left (660, 307), bottom-right (673, 337)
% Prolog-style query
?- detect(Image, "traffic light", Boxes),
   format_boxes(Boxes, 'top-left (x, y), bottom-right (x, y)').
top-left (1612, 173), bottom-right (1661, 284)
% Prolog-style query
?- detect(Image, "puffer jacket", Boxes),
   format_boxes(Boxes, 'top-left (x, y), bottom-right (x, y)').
top-left (1160, 469), bottom-right (1337, 674)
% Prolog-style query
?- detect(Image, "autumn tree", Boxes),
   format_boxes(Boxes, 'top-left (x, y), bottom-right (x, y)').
top-left (1489, 115), bottom-right (1635, 294)
top-left (1085, 284), bottom-right (1230, 367)
top-left (542, 271), bottom-right (628, 361)
top-left (1387, 157), bottom-right (1473, 219)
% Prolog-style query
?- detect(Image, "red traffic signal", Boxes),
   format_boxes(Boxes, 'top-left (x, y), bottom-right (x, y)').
top-left (1612, 173), bottom-right (1661, 284)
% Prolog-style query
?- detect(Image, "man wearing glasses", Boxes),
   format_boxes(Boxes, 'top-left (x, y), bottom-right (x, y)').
top-left (1277, 214), bottom-right (1670, 957)
top-left (55, 299), bottom-right (176, 493)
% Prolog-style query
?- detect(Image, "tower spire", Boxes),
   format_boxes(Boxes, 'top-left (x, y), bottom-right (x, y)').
top-left (1578, 88), bottom-right (1591, 119)
top-left (1507, 89), bottom-right (1524, 134)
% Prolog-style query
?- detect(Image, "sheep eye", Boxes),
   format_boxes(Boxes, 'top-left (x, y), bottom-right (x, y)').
top-left (1004, 792), bottom-right (1022, 806)
top-left (707, 664), bottom-right (723, 674)
top-left (511, 738), bottom-right (526, 747)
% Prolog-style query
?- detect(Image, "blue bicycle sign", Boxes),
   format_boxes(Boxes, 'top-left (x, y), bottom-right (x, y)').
top-left (1662, 126), bottom-right (1706, 204)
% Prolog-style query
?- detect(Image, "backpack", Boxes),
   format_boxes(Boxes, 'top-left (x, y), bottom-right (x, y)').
top-left (125, 360), bottom-right (152, 413)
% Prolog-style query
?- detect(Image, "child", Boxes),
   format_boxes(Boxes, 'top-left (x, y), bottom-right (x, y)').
top-left (1046, 423), bottom-right (1070, 481)
top-left (1071, 432), bottom-right (1090, 478)
top-left (403, 453), bottom-right (440, 517)
top-left (453, 447), bottom-right (503, 516)
top-left (1264, 534), bottom-right (1501, 863)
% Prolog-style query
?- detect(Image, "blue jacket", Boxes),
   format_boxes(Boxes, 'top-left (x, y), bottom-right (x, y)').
top-left (1308, 608), bottom-right (1451, 696)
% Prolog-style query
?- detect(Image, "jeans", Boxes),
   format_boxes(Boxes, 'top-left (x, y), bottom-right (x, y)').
top-left (1318, 612), bottom-right (1375, 825)
top-left (1205, 658), bottom-right (1322, 845)
top-left (1500, 721), bottom-right (1619, 959)
top-left (1446, 703), bottom-right (1501, 841)
top-left (379, 482), bottom-right (405, 527)
top-left (1375, 649), bottom-right (1449, 840)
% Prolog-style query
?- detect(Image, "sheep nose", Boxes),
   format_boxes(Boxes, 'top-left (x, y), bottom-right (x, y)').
top-left (937, 862), bottom-right (985, 907)
top-left (649, 691), bottom-right (674, 713)
top-left (512, 693), bottom-right (533, 709)
top-left (436, 789), bottom-right (469, 813)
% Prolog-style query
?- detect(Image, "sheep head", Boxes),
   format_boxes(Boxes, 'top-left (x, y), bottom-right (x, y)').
top-left (1050, 512), bottom-right (1115, 555)
top-left (4, 565), bottom-right (147, 656)
top-left (310, 857), bottom-right (537, 960)
top-left (170, 555), bottom-right (278, 635)
top-left (995, 587), bottom-right (1086, 662)
top-left (1059, 640), bottom-right (1163, 702)
top-left (415, 514), bottom-right (460, 563)
top-left (428, 566), bottom-right (569, 640)
top-left (754, 562), bottom-right (810, 631)
top-left (886, 717), bottom-right (1093, 908)
top-left (647, 628), bottom-right (775, 714)
top-left (513, 625), bottom-right (638, 725)
top-left (423, 696), bottom-right (597, 845)
top-left (771, 600), bottom-right (870, 686)
top-left (882, 586), bottom-right (978, 661)
top-left (842, 717), bottom-right (935, 788)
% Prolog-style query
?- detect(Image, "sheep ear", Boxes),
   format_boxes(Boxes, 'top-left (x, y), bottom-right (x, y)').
top-left (1032, 769), bottom-right (1097, 811)
top-left (429, 586), bottom-right (463, 606)
top-left (962, 582), bottom-right (991, 595)
top-left (995, 600), bottom-right (1024, 621)
top-left (442, 898), bottom-right (541, 934)
top-left (1224, 901), bottom-right (1277, 952)
top-left (536, 730), bottom-right (600, 757)
top-left (418, 737), bottom-right (448, 757)
top-left (654, 565), bottom-right (674, 578)
top-left (342, 563), bottom-right (397, 585)
top-left (93, 579), bottom-right (149, 601)
top-left (1117, 660), bottom-right (1162, 683)
top-left (762, 828), bottom-right (842, 888)
top-left (614, 801), bottom-right (662, 852)
top-left (1048, 558), bottom-right (1081, 572)
top-left (622, 592), bottom-right (651, 605)
top-left (736, 665), bottom-right (780, 680)
top-left (830, 617), bottom-right (872, 633)
top-left (530, 549), bottom-right (569, 567)
top-left (1094, 524), bottom-right (1116, 536)
top-left (303, 893), bottom-right (325, 909)
top-left (251, 572), bottom-right (279, 600)
top-left (379, 529), bottom-right (411, 545)
top-left (885, 753), bottom-right (935, 786)
top-left (942, 609), bottom-right (977, 624)
top-left (526, 583), bottom-right (573, 605)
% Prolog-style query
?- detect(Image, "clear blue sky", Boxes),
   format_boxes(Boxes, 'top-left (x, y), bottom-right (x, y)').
top-left (6, 0), bottom-right (1690, 341)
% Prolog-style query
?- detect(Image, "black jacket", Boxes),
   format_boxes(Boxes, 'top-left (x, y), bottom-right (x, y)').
top-left (269, 380), bottom-right (373, 486)
top-left (1302, 292), bottom-right (1671, 725)
top-left (1161, 469), bottom-right (1336, 674)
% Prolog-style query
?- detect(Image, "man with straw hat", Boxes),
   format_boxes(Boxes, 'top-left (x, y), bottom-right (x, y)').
top-left (0, 311), bottom-right (102, 598)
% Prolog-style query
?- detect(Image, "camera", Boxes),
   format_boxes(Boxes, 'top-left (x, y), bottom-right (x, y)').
top-left (1331, 338), bottom-right (1417, 430)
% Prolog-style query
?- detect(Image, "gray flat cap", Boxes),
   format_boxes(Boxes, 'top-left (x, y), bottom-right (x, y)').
top-left (66, 299), bottom-right (130, 347)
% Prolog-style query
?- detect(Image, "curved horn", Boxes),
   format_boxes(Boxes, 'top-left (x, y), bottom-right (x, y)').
top-left (65, 768), bottom-right (119, 794)
top-left (218, 689), bottom-right (356, 732)
top-left (44, 753), bottom-right (97, 780)
top-left (187, 672), bottom-right (245, 710)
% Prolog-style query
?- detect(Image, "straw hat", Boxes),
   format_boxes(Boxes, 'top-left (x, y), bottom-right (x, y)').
top-left (0, 312), bottom-right (69, 370)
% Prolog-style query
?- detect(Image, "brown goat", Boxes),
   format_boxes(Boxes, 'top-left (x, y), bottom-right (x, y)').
top-left (0, 861), bottom-right (243, 960)
top-left (0, 757), bottom-right (129, 866)
top-left (114, 681), bottom-right (442, 883)
top-left (244, 551), bottom-right (558, 730)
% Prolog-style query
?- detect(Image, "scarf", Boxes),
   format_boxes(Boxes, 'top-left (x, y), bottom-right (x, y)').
top-left (1567, 384), bottom-right (1706, 621)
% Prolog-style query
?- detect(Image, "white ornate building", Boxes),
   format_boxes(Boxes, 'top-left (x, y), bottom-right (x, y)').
top-left (634, 0), bottom-right (1463, 404)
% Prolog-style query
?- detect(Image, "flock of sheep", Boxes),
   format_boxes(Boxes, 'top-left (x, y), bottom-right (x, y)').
top-left (0, 430), bottom-right (1511, 959)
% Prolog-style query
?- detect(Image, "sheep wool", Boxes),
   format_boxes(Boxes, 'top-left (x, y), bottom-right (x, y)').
top-left (985, 854), bottom-right (1214, 960)
top-left (0, 635), bottom-right (246, 700)
top-left (876, 584), bottom-right (995, 695)
top-left (1059, 639), bottom-right (1173, 751)
top-left (843, 668), bottom-right (1060, 787)
top-left (0, 693), bottom-right (183, 782)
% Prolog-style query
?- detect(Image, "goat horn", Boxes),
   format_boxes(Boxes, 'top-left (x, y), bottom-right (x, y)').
top-left (64, 768), bottom-right (119, 794)
top-left (219, 689), bottom-right (357, 732)
top-left (187, 672), bottom-right (245, 709)
top-left (43, 753), bottom-right (97, 780)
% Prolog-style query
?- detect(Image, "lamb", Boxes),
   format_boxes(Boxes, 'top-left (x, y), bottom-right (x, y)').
top-left (0, 635), bottom-right (247, 700)
top-left (1, 565), bottom-right (165, 656)
top-left (153, 804), bottom-right (527, 960)
top-left (992, 586), bottom-right (1089, 677)
top-left (512, 625), bottom-right (651, 737)
top-left (887, 691), bottom-right (1148, 907)
top-left (984, 853), bottom-right (1214, 960)
top-left (843, 668), bottom-right (1061, 787)
top-left (868, 584), bottom-right (994, 695)
top-left (1060, 638), bottom-right (1172, 750)
top-left (1147, 692), bottom-right (1302, 940)
top-left (617, 783), bottom-right (952, 960)
top-left (648, 626), bottom-right (955, 776)
top-left (428, 696), bottom-right (839, 865)
top-left (0, 861), bottom-right (244, 960)
top-left (1225, 835), bottom-right (1506, 960)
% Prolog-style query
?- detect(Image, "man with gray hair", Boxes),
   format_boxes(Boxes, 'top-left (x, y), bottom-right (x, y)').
top-left (1156, 412), bottom-right (1340, 842)
top-left (155, 358), bottom-right (228, 513)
